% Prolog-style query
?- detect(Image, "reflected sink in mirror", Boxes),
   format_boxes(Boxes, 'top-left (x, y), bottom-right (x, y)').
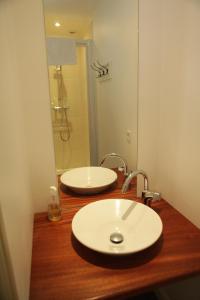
top-left (72, 199), bottom-right (163, 255)
top-left (60, 167), bottom-right (117, 194)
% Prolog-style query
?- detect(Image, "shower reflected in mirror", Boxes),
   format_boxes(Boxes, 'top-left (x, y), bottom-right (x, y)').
top-left (43, 0), bottom-right (139, 174)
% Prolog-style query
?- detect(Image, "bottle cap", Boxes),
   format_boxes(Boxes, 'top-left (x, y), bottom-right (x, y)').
top-left (50, 186), bottom-right (58, 196)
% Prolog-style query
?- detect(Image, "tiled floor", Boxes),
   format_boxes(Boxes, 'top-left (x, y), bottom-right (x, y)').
top-left (126, 291), bottom-right (158, 300)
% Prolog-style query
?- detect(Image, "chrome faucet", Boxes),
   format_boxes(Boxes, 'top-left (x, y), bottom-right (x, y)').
top-left (99, 153), bottom-right (128, 176)
top-left (122, 170), bottom-right (149, 192)
top-left (121, 169), bottom-right (161, 206)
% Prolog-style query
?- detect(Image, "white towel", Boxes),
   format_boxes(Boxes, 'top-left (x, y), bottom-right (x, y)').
top-left (46, 38), bottom-right (76, 65)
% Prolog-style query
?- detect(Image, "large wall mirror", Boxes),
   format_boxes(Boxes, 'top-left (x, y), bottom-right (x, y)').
top-left (43, 0), bottom-right (138, 175)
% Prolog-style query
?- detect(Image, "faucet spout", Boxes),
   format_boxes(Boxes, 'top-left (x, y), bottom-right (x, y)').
top-left (121, 170), bottom-right (149, 193)
top-left (122, 169), bottom-right (161, 207)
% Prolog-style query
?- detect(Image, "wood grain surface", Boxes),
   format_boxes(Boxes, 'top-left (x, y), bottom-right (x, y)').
top-left (30, 171), bottom-right (200, 300)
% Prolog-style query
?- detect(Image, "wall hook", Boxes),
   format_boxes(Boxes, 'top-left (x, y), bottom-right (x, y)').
top-left (90, 60), bottom-right (111, 81)
top-left (90, 64), bottom-right (102, 77)
top-left (93, 62), bottom-right (105, 75)
top-left (96, 60), bottom-right (108, 75)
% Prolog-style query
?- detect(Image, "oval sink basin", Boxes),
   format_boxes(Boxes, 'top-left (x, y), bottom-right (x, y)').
top-left (72, 199), bottom-right (163, 255)
top-left (60, 167), bottom-right (117, 194)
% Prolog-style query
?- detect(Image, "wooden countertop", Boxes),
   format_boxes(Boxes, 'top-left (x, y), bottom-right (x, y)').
top-left (30, 172), bottom-right (200, 300)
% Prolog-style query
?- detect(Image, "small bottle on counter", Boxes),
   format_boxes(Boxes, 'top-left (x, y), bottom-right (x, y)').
top-left (48, 186), bottom-right (62, 221)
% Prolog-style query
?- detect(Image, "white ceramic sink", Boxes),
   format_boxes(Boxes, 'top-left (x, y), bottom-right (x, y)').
top-left (60, 167), bottom-right (117, 194)
top-left (72, 199), bottom-right (163, 255)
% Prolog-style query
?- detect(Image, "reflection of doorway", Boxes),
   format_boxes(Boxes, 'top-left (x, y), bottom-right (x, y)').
top-left (48, 42), bottom-right (95, 174)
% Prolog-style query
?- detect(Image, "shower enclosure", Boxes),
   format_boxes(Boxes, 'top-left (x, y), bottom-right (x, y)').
top-left (48, 44), bottom-right (91, 174)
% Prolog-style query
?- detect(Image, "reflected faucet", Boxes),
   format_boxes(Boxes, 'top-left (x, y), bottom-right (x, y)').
top-left (99, 153), bottom-right (128, 176)
top-left (121, 170), bottom-right (161, 206)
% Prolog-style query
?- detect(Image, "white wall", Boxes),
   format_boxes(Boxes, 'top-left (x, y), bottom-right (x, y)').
top-left (0, 0), bottom-right (56, 299)
top-left (138, 0), bottom-right (200, 299)
top-left (93, 0), bottom-right (138, 170)
top-left (138, 0), bottom-right (200, 228)
top-left (14, 0), bottom-right (57, 213)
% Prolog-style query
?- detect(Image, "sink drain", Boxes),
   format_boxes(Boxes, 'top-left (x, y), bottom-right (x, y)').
top-left (110, 232), bottom-right (124, 244)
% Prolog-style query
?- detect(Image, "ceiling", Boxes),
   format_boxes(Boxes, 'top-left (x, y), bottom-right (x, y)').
top-left (43, 0), bottom-right (99, 18)
top-left (43, 0), bottom-right (99, 38)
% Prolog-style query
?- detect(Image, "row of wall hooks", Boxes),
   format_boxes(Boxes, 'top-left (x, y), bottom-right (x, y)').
top-left (90, 60), bottom-right (111, 81)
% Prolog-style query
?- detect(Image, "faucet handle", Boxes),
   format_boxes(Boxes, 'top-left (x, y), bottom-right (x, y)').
top-left (118, 166), bottom-right (128, 176)
top-left (142, 190), bottom-right (161, 206)
top-left (152, 192), bottom-right (161, 202)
